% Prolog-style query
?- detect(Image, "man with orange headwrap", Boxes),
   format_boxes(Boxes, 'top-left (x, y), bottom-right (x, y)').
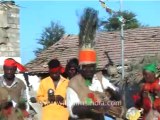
top-left (66, 49), bottom-right (122, 120)
top-left (36, 59), bottom-right (69, 120)
top-left (0, 58), bottom-right (29, 119)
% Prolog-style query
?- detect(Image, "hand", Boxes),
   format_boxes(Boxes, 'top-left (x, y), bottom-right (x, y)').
top-left (55, 95), bottom-right (64, 104)
top-left (48, 89), bottom-right (55, 103)
top-left (48, 95), bottom-right (55, 103)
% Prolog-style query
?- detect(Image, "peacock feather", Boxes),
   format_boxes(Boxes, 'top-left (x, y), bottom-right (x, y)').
top-left (78, 7), bottom-right (99, 49)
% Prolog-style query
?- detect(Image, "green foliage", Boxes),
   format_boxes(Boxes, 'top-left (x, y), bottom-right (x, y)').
top-left (78, 7), bottom-right (99, 48)
top-left (99, 10), bottom-right (143, 31)
top-left (34, 21), bottom-right (65, 56)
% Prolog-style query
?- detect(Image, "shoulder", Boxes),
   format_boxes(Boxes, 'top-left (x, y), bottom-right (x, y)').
top-left (69, 74), bottom-right (83, 87)
top-left (40, 76), bottom-right (51, 84)
top-left (94, 71), bottom-right (103, 81)
top-left (70, 74), bottom-right (82, 82)
top-left (61, 76), bottom-right (69, 84)
top-left (95, 71), bottom-right (102, 75)
top-left (16, 77), bottom-right (25, 85)
top-left (95, 71), bottom-right (103, 77)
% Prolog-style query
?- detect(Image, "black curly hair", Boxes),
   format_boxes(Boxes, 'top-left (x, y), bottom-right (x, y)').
top-left (48, 59), bottom-right (60, 69)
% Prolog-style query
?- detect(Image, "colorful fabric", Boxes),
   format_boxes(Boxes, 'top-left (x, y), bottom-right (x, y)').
top-left (143, 97), bottom-right (152, 113)
top-left (85, 79), bottom-right (92, 86)
top-left (79, 49), bottom-right (96, 65)
top-left (142, 79), bottom-right (160, 92)
top-left (4, 59), bottom-right (17, 67)
top-left (67, 72), bottom-right (121, 119)
top-left (154, 98), bottom-right (160, 111)
top-left (143, 63), bottom-right (157, 73)
top-left (36, 76), bottom-right (69, 120)
top-left (85, 98), bottom-right (93, 105)
top-left (132, 79), bottom-right (160, 118)
top-left (99, 0), bottom-right (113, 15)
top-left (88, 93), bottom-right (97, 103)
top-left (4, 58), bottom-right (27, 73)
top-left (132, 93), bottom-right (141, 104)
top-left (49, 66), bottom-right (64, 73)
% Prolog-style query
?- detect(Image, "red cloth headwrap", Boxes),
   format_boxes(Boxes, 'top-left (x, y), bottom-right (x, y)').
top-left (49, 66), bottom-right (65, 74)
top-left (4, 59), bottom-right (27, 73)
top-left (4, 59), bottom-right (17, 67)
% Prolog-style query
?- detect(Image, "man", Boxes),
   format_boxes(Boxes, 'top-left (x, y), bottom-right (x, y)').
top-left (63, 58), bottom-right (79, 79)
top-left (36, 59), bottom-right (69, 120)
top-left (0, 58), bottom-right (28, 119)
top-left (67, 49), bottom-right (122, 120)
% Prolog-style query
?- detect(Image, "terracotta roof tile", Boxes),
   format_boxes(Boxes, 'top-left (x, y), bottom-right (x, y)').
top-left (26, 27), bottom-right (160, 74)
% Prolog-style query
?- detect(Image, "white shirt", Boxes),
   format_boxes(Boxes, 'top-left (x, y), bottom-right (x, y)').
top-left (66, 74), bottom-right (119, 118)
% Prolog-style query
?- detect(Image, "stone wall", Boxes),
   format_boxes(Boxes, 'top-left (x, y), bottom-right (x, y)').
top-left (0, 1), bottom-right (20, 73)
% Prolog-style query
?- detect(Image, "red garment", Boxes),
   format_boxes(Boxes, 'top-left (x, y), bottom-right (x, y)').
top-left (142, 97), bottom-right (152, 113)
top-left (4, 59), bottom-right (27, 73)
top-left (49, 66), bottom-right (65, 74)
top-left (141, 79), bottom-right (160, 92)
top-left (132, 79), bottom-right (160, 119)
top-left (154, 98), bottom-right (160, 112)
top-left (22, 110), bottom-right (29, 118)
top-left (142, 83), bottom-right (152, 92)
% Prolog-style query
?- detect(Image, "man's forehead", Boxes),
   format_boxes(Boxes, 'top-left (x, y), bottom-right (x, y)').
top-left (143, 70), bottom-right (155, 74)
top-left (82, 64), bottom-right (96, 67)
top-left (4, 65), bottom-right (17, 69)
top-left (69, 67), bottom-right (76, 70)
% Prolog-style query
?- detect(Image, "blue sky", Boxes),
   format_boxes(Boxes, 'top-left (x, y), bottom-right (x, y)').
top-left (14, 0), bottom-right (160, 64)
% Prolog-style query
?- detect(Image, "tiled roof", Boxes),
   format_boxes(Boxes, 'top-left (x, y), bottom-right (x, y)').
top-left (25, 27), bottom-right (160, 74)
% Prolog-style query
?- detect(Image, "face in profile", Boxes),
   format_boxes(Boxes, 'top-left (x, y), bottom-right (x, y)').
top-left (143, 70), bottom-right (155, 83)
top-left (3, 66), bottom-right (17, 80)
top-left (80, 64), bottom-right (96, 80)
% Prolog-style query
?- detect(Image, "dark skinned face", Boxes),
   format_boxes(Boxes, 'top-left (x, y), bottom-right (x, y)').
top-left (143, 70), bottom-right (156, 83)
top-left (68, 66), bottom-right (77, 79)
top-left (49, 69), bottom-right (61, 81)
top-left (3, 66), bottom-right (17, 80)
top-left (80, 64), bottom-right (96, 80)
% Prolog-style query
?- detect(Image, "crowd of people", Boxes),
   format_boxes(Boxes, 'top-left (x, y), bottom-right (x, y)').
top-left (0, 48), bottom-right (160, 120)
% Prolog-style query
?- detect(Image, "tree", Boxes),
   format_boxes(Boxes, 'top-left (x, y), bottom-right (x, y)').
top-left (99, 10), bottom-right (143, 31)
top-left (78, 7), bottom-right (99, 48)
top-left (34, 21), bottom-right (65, 56)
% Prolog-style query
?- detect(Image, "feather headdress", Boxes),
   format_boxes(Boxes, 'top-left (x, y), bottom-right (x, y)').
top-left (78, 8), bottom-right (99, 65)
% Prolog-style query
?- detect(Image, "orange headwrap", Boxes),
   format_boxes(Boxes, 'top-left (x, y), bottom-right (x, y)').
top-left (79, 48), bottom-right (96, 65)
top-left (4, 58), bottom-right (27, 73)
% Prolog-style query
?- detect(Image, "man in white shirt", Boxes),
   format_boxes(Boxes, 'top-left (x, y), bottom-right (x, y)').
top-left (66, 49), bottom-right (122, 120)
